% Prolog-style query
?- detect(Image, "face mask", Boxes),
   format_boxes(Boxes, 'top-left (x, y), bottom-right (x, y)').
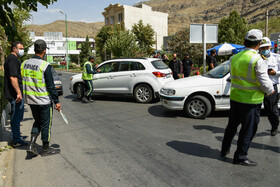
top-left (18, 49), bottom-right (24, 57)
top-left (260, 49), bottom-right (270, 56)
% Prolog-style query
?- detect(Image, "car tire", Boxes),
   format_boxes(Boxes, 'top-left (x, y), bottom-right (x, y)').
top-left (134, 84), bottom-right (153, 103)
top-left (184, 95), bottom-right (212, 119)
top-left (76, 83), bottom-right (85, 100)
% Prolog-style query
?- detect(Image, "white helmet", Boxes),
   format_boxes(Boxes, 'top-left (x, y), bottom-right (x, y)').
top-left (260, 37), bottom-right (271, 48)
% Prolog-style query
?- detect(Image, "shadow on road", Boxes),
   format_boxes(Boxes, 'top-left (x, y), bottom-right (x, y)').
top-left (148, 105), bottom-right (186, 118)
top-left (166, 140), bottom-right (232, 163)
top-left (193, 125), bottom-right (225, 134)
top-left (215, 136), bottom-right (280, 153)
top-left (63, 94), bottom-right (137, 103)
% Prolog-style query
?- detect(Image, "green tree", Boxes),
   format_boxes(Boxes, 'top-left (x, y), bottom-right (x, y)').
top-left (218, 10), bottom-right (248, 45)
top-left (168, 28), bottom-right (208, 66)
top-left (0, 0), bottom-right (57, 41)
top-left (79, 35), bottom-right (92, 66)
top-left (132, 20), bottom-right (155, 56)
top-left (106, 30), bottom-right (140, 58)
top-left (95, 26), bottom-right (114, 61)
top-left (0, 8), bottom-right (32, 69)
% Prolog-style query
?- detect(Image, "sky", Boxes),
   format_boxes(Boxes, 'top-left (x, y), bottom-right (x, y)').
top-left (26, 0), bottom-right (146, 25)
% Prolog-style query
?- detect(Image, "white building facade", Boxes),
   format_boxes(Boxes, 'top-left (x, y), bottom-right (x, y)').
top-left (28, 32), bottom-right (95, 62)
top-left (102, 4), bottom-right (168, 50)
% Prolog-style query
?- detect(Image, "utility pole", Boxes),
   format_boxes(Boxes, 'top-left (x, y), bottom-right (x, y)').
top-left (60, 10), bottom-right (68, 71)
top-left (265, 7), bottom-right (268, 37)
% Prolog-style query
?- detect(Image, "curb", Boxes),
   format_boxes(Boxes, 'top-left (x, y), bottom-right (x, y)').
top-left (0, 104), bottom-right (15, 186)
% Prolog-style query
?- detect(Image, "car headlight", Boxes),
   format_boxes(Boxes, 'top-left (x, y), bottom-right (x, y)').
top-left (54, 80), bottom-right (62, 85)
top-left (160, 88), bottom-right (176, 96)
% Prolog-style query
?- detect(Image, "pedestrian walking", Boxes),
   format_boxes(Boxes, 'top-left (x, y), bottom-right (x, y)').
top-left (22, 39), bottom-right (61, 157)
top-left (169, 53), bottom-right (181, 80)
top-left (82, 55), bottom-right (99, 103)
top-left (259, 37), bottom-right (280, 136)
top-left (182, 53), bottom-right (193, 77)
top-left (221, 29), bottom-right (275, 166)
top-left (4, 41), bottom-right (27, 147)
top-left (207, 49), bottom-right (217, 71)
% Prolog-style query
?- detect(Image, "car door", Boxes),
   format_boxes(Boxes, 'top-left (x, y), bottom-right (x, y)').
top-left (113, 61), bottom-right (142, 93)
top-left (92, 61), bottom-right (119, 93)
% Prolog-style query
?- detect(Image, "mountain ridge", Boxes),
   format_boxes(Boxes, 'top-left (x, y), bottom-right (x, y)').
top-left (27, 0), bottom-right (280, 37)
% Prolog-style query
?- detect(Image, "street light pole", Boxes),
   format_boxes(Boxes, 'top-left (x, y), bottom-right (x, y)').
top-left (60, 10), bottom-right (68, 71)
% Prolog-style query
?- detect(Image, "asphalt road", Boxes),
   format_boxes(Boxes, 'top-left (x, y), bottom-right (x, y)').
top-left (13, 72), bottom-right (280, 187)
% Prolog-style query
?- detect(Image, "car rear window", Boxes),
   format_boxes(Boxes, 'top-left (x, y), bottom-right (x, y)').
top-left (151, 60), bottom-right (168, 70)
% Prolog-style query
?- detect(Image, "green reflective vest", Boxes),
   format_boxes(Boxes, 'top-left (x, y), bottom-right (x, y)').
top-left (230, 50), bottom-right (264, 104)
top-left (21, 59), bottom-right (51, 105)
top-left (82, 61), bottom-right (93, 80)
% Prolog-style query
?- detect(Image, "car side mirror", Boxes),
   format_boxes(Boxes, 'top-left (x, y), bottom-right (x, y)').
top-left (227, 77), bottom-right (231, 82)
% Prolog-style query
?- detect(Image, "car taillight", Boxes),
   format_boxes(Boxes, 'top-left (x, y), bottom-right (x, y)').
top-left (152, 72), bottom-right (166, 77)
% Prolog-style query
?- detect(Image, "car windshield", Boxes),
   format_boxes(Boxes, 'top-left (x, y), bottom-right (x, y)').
top-left (204, 60), bottom-right (230, 78)
top-left (151, 60), bottom-right (169, 69)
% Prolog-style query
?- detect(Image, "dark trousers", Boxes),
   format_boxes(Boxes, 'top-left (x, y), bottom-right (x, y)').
top-left (9, 98), bottom-right (24, 143)
top-left (184, 69), bottom-right (191, 77)
top-left (221, 100), bottom-right (261, 161)
top-left (263, 84), bottom-right (279, 130)
top-left (29, 104), bottom-right (53, 142)
top-left (84, 80), bottom-right (94, 97)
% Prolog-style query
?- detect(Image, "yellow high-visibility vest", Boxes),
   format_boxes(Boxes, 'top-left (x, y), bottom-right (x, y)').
top-left (82, 61), bottom-right (93, 80)
top-left (21, 59), bottom-right (51, 105)
top-left (230, 50), bottom-right (264, 104)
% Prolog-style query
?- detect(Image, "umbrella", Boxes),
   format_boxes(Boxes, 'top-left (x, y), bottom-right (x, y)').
top-left (207, 43), bottom-right (245, 56)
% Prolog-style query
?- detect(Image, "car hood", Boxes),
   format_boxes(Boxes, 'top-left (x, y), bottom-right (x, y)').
top-left (71, 73), bottom-right (82, 79)
top-left (162, 75), bottom-right (222, 89)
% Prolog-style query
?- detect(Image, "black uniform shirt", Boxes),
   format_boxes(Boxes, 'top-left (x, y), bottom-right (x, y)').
top-left (4, 54), bottom-right (23, 100)
top-left (182, 58), bottom-right (193, 72)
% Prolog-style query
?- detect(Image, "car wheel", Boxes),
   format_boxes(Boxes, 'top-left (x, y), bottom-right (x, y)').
top-left (184, 95), bottom-right (212, 119)
top-left (134, 84), bottom-right (153, 103)
top-left (76, 83), bottom-right (85, 100)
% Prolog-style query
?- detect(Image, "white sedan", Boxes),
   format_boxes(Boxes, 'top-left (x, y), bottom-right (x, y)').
top-left (160, 61), bottom-right (232, 119)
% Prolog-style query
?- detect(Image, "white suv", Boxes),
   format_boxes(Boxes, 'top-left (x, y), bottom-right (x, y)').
top-left (69, 58), bottom-right (174, 103)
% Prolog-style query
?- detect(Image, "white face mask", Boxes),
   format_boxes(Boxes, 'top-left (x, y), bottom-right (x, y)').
top-left (18, 49), bottom-right (24, 57)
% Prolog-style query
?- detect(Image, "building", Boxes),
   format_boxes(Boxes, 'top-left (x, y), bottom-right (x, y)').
top-left (102, 4), bottom-right (168, 50)
top-left (28, 32), bottom-right (95, 62)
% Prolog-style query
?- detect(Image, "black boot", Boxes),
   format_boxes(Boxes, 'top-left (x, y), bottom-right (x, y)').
top-left (82, 96), bottom-right (89, 103)
top-left (88, 96), bottom-right (94, 102)
top-left (26, 134), bottom-right (38, 157)
top-left (41, 142), bottom-right (60, 157)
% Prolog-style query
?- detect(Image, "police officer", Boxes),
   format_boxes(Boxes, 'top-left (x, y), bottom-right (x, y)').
top-left (221, 29), bottom-right (274, 166)
top-left (169, 53), bottom-right (181, 79)
top-left (259, 37), bottom-right (280, 136)
top-left (22, 39), bottom-right (61, 157)
top-left (182, 53), bottom-right (193, 77)
top-left (82, 55), bottom-right (98, 103)
top-left (207, 49), bottom-right (217, 71)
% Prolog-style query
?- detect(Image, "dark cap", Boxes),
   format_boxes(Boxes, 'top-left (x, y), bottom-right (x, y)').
top-left (34, 39), bottom-right (48, 51)
top-left (88, 55), bottom-right (95, 61)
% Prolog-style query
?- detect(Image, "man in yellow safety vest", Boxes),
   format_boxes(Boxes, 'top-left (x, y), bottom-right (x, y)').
top-left (22, 39), bottom-right (61, 157)
top-left (221, 29), bottom-right (275, 166)
top-left (82, 55), bottom-right (99, 103)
